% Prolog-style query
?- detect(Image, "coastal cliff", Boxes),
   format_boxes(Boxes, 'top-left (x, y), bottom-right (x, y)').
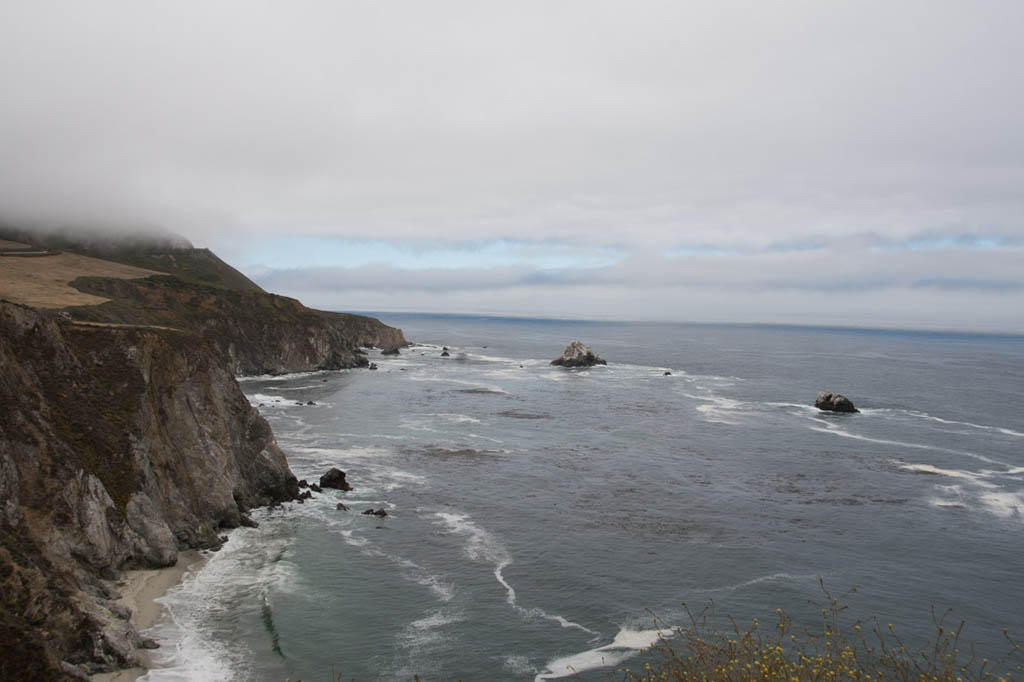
top-left (0, 227), bottom-right (408, 374)
top-left (66, 275), bottom-right (408, 374)
top-left (0, 301), bottom-right (299, 679)
top-left (0, 229), bottom-right (409, 678)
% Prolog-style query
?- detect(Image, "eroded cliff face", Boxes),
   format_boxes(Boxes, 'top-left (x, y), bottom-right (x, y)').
top-left (67, 276), bottom-right (408, 375)
top-left (0, 302), bottom-right (299, 679)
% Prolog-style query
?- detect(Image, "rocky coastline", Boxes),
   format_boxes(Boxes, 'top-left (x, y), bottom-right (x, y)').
top-left (0, 234), bottom-right (409, 680)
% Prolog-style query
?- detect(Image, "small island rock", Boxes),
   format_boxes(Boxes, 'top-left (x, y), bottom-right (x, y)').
top-left (441, 350), bottom-right (450, 357)
top-left (320, 467), bottom-right (353, 491)
top-left (551, 340), bottom-right (607, 368)
top-left (381, 347), bottom-right (400, 355)
top-left (815, 391), bottom-right (859, 413)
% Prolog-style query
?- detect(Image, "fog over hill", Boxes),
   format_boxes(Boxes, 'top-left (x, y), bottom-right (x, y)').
top-left (2, 2), bottom-right (1023, 330)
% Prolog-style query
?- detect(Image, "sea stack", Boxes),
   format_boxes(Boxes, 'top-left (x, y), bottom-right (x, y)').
top-left (320, 467), bottom-right (353, 490)
top-left (815, 391), bottom-right (859, 413)
top-left (550, 340), bottom-right (607, 367)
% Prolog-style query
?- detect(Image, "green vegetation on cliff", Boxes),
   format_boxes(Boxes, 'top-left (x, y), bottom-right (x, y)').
top-left (621, 590), bottom-right (1020, 682)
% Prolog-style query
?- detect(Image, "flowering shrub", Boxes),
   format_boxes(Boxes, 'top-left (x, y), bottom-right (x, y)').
top-left (620, 586), bottom-right (1019, 682)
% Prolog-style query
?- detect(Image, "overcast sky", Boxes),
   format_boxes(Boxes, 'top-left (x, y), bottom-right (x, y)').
top-left (2, 1), bottom-right (1023, 331)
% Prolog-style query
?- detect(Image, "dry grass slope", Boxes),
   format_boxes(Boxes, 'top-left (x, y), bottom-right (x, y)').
top-left (0, 252), bottom-right (158, 308)
top-left (0, 238), bottom-right (31, 250)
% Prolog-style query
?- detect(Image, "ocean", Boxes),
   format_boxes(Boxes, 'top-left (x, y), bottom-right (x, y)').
top-left (139, 314), bottom-right (1024, 682)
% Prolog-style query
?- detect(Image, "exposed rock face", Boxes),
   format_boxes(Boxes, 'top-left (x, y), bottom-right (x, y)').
top-left (550, 340), bottom-right (607, 368)
top-left (319, 468), bottom-right (352, 491)
top-left (0, 301), bottom-right (299, 678)
top-left (815, 391), bottom-right (859, 413)
top-left (64, 276), bottom-right (408, 375)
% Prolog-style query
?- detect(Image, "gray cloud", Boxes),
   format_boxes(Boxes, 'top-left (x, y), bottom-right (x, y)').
top-left (2, 1), bottom-right (1023, 330)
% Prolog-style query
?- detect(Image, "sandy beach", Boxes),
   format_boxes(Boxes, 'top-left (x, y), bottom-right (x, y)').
top-left (90, 550), bottom-right (205, 682)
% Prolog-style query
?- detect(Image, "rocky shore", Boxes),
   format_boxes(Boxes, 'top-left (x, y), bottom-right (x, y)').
top-left (0, 232), bottom-right (409, 680)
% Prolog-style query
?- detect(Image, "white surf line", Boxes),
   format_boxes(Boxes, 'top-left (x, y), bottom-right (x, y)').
top-left (534, 627), bottom-right (673, 681)
top-left (765, 401), bottom-right (818, 412)
top-left (537, 572), bottom-right (821, 681)
top-left (236, 369), bottom-right (330, 382)
top-left (897, 463), bottom-right (1000, 488)
top-left (807, 422), bottom-right (1008, 466)
top-left (433, 512), bottom-right (597, 636)
top-left (892, 410), bottom-right (1024, 439)
top-left (896, 461), bottom-right (1024, 522)
top-left (697, 571), bottom-right (821, 594)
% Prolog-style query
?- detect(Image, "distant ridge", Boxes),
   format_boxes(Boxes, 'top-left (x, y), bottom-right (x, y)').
top-left (0, 224), bottom-right (406, 373)
top-left (0, 225), bottom-right (263, 292)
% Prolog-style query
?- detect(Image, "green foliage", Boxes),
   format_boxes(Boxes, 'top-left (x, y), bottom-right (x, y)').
top-left (620, 585), bottom-right (1020, 682)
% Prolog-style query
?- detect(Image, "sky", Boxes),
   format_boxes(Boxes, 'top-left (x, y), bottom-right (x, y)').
top-left (2, 1), bottom-right (1023, 331)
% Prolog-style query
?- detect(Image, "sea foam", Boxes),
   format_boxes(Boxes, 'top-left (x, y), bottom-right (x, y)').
top-left (433, 512), bottom-right (596, 635)
top-left (534, 627), bottom-right (672, 681)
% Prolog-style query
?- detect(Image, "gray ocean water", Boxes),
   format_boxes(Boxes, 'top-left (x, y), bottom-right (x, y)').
top-left (141, 315), bottom-right (1024, 682)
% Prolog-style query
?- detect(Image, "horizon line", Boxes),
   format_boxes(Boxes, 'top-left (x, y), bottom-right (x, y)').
top-left (329, 309), bottom-right (1024, 340)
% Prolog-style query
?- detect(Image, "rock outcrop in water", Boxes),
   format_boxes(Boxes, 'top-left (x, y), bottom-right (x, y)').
top-left (815, 391), bottom-right (859, 413)
top-left (551, 340), bottom-right (607, 368)
top-left (319, 468), bottom-right (353, 491)
top-left (0, 301), bottom-right (300, 679)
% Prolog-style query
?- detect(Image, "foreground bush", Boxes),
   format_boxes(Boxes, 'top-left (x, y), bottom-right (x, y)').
top-left (620, 586), bottom-right (1020, 682)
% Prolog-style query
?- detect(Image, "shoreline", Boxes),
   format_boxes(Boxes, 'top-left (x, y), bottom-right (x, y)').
top-left (90, 550), bottom-right (205, 682)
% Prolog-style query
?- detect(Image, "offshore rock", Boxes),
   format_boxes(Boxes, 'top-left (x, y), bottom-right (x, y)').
top-left (319, 468), bottom-right (352, 491)
top-left (381, 347), bottom-right (400, 355)
top-left (550, 340), bottom-right (607, 368)
top-left (815, 391), bottom-right (859, 413)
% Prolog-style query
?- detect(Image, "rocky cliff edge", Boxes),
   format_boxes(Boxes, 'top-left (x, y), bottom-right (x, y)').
top-left (0, 301), bottom-right (299, 679)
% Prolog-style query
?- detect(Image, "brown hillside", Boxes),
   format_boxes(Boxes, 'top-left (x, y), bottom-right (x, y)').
top-left (0, 252), bottom-right (158, 308)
